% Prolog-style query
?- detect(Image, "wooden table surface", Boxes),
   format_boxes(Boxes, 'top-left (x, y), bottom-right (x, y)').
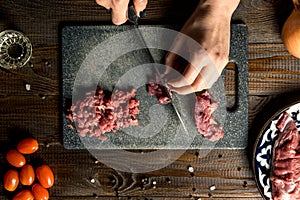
top-left (1, 0), bottom-right (300, 199)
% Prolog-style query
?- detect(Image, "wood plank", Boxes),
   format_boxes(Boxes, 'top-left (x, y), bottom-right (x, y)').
top-left (236, 0), bottom-right (294, 44)
top-left (0, 45), bottom-right (59, 96)
top-left (1, 0), bottom-right (299, 199)
top-left (0, 95), bottom-right (60, 142)
top-left (227, 43), bottom-right (300, 96)
top-left (0, 146), bottom-right (261, 199)
top-left (0, 196), bottom-right (263, 200)
top-left (248, 44), bottom-right (300, 95)
top-left (0, 0), bottom-right (294, 44)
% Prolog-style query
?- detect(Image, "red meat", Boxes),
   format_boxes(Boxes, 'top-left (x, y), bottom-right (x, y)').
top-left (67, 87), bottom-right (139, 141)
top-left (147, 76), bottom-right (224, 141)
top-left (271, 112), bottom-right (300, 199)
top-left (147, 76), bottom-right (172, 105)
top-left (194, 91), bottom-right (224, 141)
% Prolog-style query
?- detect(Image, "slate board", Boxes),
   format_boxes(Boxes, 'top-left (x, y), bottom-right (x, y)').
top-left (61, 24), bottom-right (248, 149)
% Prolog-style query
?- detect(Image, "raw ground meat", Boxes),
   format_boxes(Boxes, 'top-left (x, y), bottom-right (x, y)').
top-left (194, 90), bottom-right (224, 141)
top-left (147, 77), bottom-right (223, 141)
top-left (67, 87), bottom-right (140, 141)
top-left (271, 112), bottom-right (300, 200)
top-left (147, 76), bottom-right (172, 104)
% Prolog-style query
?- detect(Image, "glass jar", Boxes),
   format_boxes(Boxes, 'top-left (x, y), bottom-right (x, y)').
top-left (0, 30), bottom-right (32, 69)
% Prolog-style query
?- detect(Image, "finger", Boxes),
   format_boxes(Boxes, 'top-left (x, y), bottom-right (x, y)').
top-left (108, 0), bottom-right (130, 25)
top-left (164, 46), bottom-right (188, 78)
top-left (171, 73), bottom-right (207, 95)
top-left (164, 52), bottom-right (178, 76)
top-left (170, 35), bottom-right (186, 53)
top-left (133, 0), bottom-right (148, 16)
top-left (171, 85), bottom-right (196, 95)
top-left (111, 6), bottom-right (128, 25)
top-left (187, 64), bottom-right (219, 94)
top-left (168, 63), bottom-right (198, 88)
top-left (167, 52), bottom-right (208, 88)
top-left (194, 63), bottom-right (220, 89)
top-left (188, 49), bottom-right (210, 71)
top-left (164, 33), bottom-right (189, 76)
top-left (95, 0), bottom-right (111, 9)
top-left (172, 62), bottom-right (221, 95)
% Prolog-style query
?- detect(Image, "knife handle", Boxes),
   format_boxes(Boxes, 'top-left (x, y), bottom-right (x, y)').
top-left (128, 1), bottom-right (146, 25)
top-left (128, 5), bottom-right (138, 25)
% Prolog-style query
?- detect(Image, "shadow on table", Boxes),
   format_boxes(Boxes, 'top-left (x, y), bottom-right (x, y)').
top-left (273, 0), bottom-right (294, 31)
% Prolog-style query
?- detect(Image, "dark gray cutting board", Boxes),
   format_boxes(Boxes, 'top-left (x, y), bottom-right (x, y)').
top-left (61, 24), bottom-right (248, 149)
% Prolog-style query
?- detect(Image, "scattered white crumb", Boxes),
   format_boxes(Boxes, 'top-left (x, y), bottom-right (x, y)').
top-left (188, 166), bottom-right (194, 173)
top-left (209, 185), bottom-right (216, 190)
top-left (25, 84), bottom-right (30, 91)
top-left (152, 180), bottom-right (157, 185)
top-left (90, 178), bottom-right (95, 183)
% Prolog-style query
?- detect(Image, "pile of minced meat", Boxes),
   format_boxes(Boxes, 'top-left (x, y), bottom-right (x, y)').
top-left (67, 79), bottom-right (224, 142)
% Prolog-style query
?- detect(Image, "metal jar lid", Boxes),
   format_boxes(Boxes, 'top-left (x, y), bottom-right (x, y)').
top-left (0, 30), bottom-right (32, 69)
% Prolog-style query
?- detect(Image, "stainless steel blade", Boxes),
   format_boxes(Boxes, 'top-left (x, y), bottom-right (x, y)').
top-left (128, 6), bottom-right (190, 136)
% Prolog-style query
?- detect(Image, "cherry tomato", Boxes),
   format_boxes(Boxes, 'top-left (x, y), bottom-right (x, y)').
top-left (4, 169), bottom-right (19, 192)
top-left (13, 190), bottom-right (34, 200)
top-left (6, 149), bottom-right (26, 168)
top-left (36, 165), bottom-right (54, 188)
top-left (17, 138), bottom-right (39, 154)
top-left (20, 164), bottom-right (35, 186)
top-left (31, 183), bottom-right (49, 200)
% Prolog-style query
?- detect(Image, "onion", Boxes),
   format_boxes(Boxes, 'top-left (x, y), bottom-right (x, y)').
top-left (282, 0), bottom-right (300, 58)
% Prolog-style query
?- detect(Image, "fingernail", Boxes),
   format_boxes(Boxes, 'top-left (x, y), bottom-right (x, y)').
top-left (139, 10), bottom-right (146, 18)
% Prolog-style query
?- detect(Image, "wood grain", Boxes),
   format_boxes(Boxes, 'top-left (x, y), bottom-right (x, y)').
top-left (0, 0), bottom-right (294, 44)
top-left (0, 0), bottom-right (300, 199)
top-left (0, 146), bottom-right (260, 199)
top-left (0, 0), bottom-right (299, 96)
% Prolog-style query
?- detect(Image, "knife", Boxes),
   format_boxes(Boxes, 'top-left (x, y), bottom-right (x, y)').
top-left (127, 5), bottom-right (190, 137)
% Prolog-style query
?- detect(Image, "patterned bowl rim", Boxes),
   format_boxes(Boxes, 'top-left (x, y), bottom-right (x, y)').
top-left (252, 100), bottom-right (300, 199)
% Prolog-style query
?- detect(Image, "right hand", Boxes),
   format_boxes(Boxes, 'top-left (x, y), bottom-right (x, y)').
top-left (96, 0), bottom-right (148, 25)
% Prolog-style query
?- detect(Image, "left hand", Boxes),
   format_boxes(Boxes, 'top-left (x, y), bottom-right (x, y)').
top-left (164, 0), bottom-right (240, 95)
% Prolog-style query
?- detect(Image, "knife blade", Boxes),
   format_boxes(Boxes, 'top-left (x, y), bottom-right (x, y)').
top-left (128, 5), bottom-right (190, 136)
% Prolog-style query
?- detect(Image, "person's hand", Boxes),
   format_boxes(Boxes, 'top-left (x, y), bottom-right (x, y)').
top-left (96, 0), bottom-right (148, 25)
top-left (164, 0), bottom-right (240, 95)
